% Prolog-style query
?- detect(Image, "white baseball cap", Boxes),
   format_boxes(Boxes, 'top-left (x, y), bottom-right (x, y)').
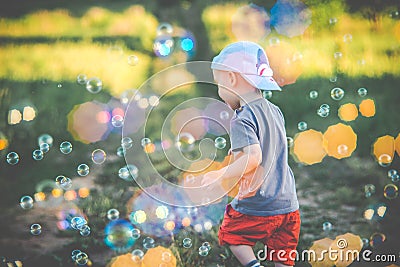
top-left (211, 41), bottom-right (281, 91)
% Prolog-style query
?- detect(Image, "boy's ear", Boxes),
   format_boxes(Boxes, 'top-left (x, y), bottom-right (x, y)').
top-left (227, 71), bottom-right (237, 87)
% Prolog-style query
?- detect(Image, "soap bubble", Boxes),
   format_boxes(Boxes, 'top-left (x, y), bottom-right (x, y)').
top-left (322, 221), bottom-right (332, 231)
top-left (369, 233), bottom-right (385, 247)
top-left (219, 111), bottom-right (230, 120)
top-left (6, 152), bottom-right (19, 165)
top-left (156, 23), bottom-right (173, 36)
top-left (32, 149), bottom-right (43, 160)
top-left (357, 87), bottom-right (368, 97)
top-left (111, 115), bottom-right (124, 127)
top-left (141, 138), bottom-right (152, 148)
top-left (40, 143), bottom-right (50, 153)
top-left (70, 216), bottom-right (87, 230)
top-left (104, 220), bottom-right (136, 252)
top-left (175, 133), bottom-right (195, 152)
top-left (215, 137), bottom-right (227, 149)
top-left (287, 137), bottom-right (294, 148)
top-left (77, 164), bottom-right (90, 176)
top-left (71, 250), bottom-right (81, 261)
top-left (262, 90), bottom-right (272, 99)
top-left (76, 74), bottom-right (87, 85)
top-left (92, 149), bottom-right (106, 164)
top-left (55, 175), bottom-right (66, 188)
top-left (161, 252), bottom-right (172, 263)
top-left (30, 223), bottom-right (41, 235)
top-left (329, 17), bottom-right (338, 24)
top-left (79, 225), bottom-right (91, 237)
top-left (127, 55), bottom-right (139, 66)
top-left (57, 83), bottom-right (63, 88)
top-left (388, 169), bottom-right (397, 178)
top-left (75, 252), bottom-right (89, 265)
top-left (107, 209), bottom-right (120, 221)
top-left (117, 146), bottom-right (125, 157)
top-left (60, 177), bottom-right (72, 190)
top-left (143, 237), bottom-right (155, 249)
top-left (391, 174), bottom-right (399, 183)
top-left (317, 104), bottom-right (330, 117)
top-left (202, 242), bottom-right (211, 251)
top-left (333, 52), bottom-right (343, 60)
top-left (60, 141), bottom-right (72, 154)
top-left (183, 237), bottom-right (192, 248)
top-left (198, 245), bottom-right (209, 256)
top-left (330, 87), bottom-right (344, 100)
top-left (20, 195), bottom-right (33, 209)
top-left (121, 137), bottom-right (133, 150)
top-left (131, 228), bottom-right (141, 239)
top-left (38, 134), bottom-right (53, 147)
top-left (309, 90), bottom-right (318, 99)
top-left (118, 167), bottom-right (130, 180)
top-left (378, 154), bottom-right (392, 167)
top-left (297, 121), bottom-right (307, 131)
top-left (343, 33), bottom-right (353, 43)
top-left (337, 144), bottom-right (348, 155)
top-left (364, 184), bottom-right (375, 198)
top-left (131, 249), bottom-right (144, 262)
top-left (86, 77), bottom-right (102, 94)
top-left (383, 184), bottom-right (398, 199)
top-left (329, 75), bottom-right (337, 83)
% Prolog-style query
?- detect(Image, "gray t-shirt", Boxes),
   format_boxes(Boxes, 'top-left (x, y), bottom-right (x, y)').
top-left (230, 97), bottom-right (299, 216)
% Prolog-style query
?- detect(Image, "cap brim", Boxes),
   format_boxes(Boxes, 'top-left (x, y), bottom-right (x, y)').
top-left (241, 73), bottom-right (282, 91)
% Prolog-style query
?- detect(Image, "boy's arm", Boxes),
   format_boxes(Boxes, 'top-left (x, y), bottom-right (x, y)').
top-left (201, 143), bottom-right (262, 186)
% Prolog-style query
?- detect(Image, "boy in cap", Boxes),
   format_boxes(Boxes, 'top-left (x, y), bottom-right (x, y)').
top-left (201, 41), bottom-right (300, 267)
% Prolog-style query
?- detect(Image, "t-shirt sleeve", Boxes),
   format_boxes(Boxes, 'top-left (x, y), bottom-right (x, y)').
top-left (230, 113), bottom-right (259, 151)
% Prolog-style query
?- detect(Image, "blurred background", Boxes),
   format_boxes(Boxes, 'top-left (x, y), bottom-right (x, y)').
top-left (0, 0), bottom-right (399, 266)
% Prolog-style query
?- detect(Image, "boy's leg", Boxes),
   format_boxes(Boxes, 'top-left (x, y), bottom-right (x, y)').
top-left (229, 245), bottom-right (260, 266)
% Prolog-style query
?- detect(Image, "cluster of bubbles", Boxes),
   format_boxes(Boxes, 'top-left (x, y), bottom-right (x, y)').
top-left (153, 22), bottom-right (196, 58)
top-left (262, 90), bottom-right (272, 99)
top-left (71, 249), bottom-right (89, 266)
top-left (198, 241), bottom-right (211, 256)
top-left (56, 175), bottom-right (72, 190)
top-left (388, 169), bottom-right (399, 182)
top-left (154, 23), bottom-right (175, 57)
top-left (118, 164), bottom-right (139, 181)
top-left (71, 216), bottom-right (91, 237)
top-left (76, 74), bottom-right (103, 94)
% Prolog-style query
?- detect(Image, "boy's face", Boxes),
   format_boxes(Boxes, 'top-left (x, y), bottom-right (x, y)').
top-left (212, 70), bottom-right (240, 110)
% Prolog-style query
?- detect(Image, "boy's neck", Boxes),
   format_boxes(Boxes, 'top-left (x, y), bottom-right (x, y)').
top-left (239, 90), bottom-right (263, 107)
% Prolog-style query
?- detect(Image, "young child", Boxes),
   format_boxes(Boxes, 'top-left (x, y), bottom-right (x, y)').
top-left (201, 41), bottom-right (300, 267)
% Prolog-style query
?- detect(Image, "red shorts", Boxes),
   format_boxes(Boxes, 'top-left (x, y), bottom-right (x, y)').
top-left (218, 204), bottom-right (300, 266)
